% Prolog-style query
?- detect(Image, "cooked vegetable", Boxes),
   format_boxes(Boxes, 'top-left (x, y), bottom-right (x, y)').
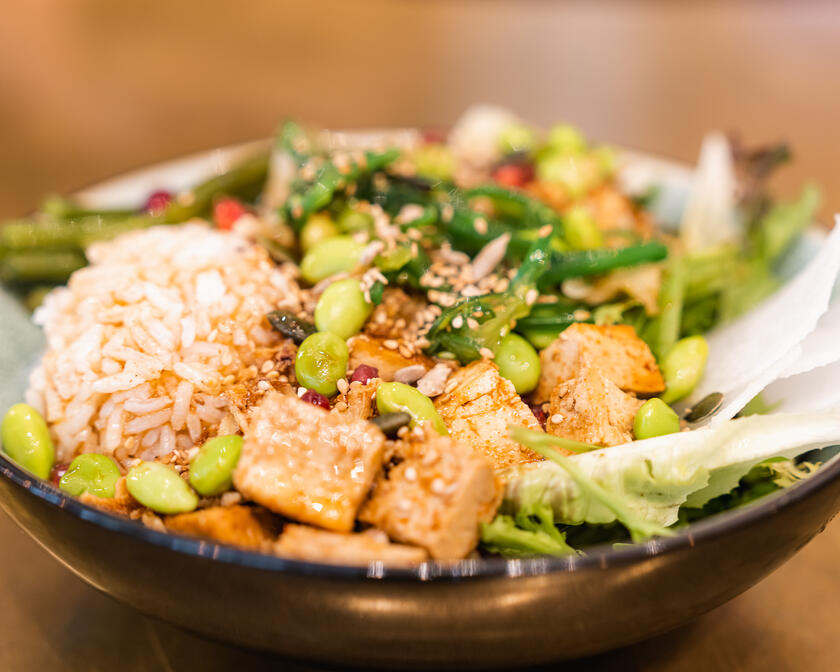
top-left (126, 462), bottom-right (199, 514)
top-left (494, 333), bottom-right (541, 394)
top-left (660, 336), bottom-right (709, 404)
top-left (300, 213), bottom-right (339, 252)
top-left (266, 310), bottom-right (316, 345)
top-left (633, 399), bottom-right (681, 440)
top-left (539, 242), bottom-right (669, 288)
top-left (295, 332), bottom-right (349, 397)
top-left (189, 435), bottom-right (244, 496)
top-left (299, 236), bottom-right (363, 284)
top-left (376, 382), bottom-right (448, 435)
top-left (314, 278), bottom-right (373, 339)
top-left (1, 403), bottom-right (55, 479)
top-left (59, 454), bottom-right (121, 498)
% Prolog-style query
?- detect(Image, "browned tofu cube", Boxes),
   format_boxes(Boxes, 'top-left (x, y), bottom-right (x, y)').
top-left (546, 369), bottom-right (643, 446)
top-left (165, 505), bottom-right (278, 551)
top-left (534, 323), bottom-right (664, 403)
top-left (348, 334), bottom-right (433, 382)
top-left (274, 524), bottom-right (428, 566)
top-left (233, 392), bottom-right (384, 532)
top-left (359, 430), bottom-right (502, 559)
top-left (434, 360), bottom-right (543, 469)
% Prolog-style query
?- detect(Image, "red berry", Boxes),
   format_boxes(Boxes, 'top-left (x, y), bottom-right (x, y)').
top-left (301, 389), bottom-right (331, 410)
top-left (350, 364), bottom-right (379, 385)
top-left (420, 127), bottom-right (448, 145)
top-left (492, 162), bottom-right (534, 188)
top-left (144, 190), bottom-right (172, 214)
top-left (213, 197), bottom-right (248, 231)
top-left (50, 463), bottom-right (69, 486)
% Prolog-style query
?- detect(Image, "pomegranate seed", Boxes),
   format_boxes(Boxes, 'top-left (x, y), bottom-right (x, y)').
top-left (301, 389), bottom-right (331, 410)
top-left (492, 162), bottom-right (534, 188)
top-left (350, 364), bottom-right (379, 385)
top-left (420, 127), bottom-right (448, 145)
top-left (213, 197), bottom-right (248, 231)
top-left (144, 190), bottom-right (173, 214)
top-left (50, 463), bottom-right (69, 486)
top-left (527, 400), bottom-right (548, 428)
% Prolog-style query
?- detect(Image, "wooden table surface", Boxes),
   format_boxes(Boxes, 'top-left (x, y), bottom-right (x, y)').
top-left (1, 2), bottom-right (839, 669)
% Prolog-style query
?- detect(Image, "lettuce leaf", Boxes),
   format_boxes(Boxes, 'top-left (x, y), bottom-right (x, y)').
top-left (503, 411), bottom-right (840, 528)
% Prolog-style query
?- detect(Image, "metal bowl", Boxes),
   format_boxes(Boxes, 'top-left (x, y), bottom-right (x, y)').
top-left (1, 142), bottom-right (837, 669)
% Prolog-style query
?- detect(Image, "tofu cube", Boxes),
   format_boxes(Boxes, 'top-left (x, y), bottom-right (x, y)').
top-left (233, 392), bottom-right (384, 532)
top-left (435, 360), bottom-right (544, 469)
top-left (546, 369), bottom-right (643, 446)
top-left (359, 431), bottom-right (502, 560)
top-left (165, 505), bottom-right (278, 551)
top-left (274, 524), bottom-right (428, 566)
top-left (534, 323), bottom-right (664, 403)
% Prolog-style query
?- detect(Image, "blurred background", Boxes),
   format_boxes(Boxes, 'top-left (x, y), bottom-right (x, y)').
top-left (2, 0), bottom-right (840, 219)
top-left (2, 1), bottom-right (840, 669)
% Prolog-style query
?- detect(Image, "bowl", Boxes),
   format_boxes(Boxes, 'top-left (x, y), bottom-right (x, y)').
top-left (1, 142), bottom-right (838, 669)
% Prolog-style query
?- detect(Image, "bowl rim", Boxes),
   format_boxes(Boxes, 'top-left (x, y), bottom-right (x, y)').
top-left (3, 448), bottom-right (840, 580)
top-left (2, 137), bottom-right (836, 581)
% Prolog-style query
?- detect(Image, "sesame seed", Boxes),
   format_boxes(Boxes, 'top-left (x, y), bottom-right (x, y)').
top-left (383, 339), bottom-right (399, 350)
top-left (337, 378), bottom-right (349, 395)
top-left (297, 387), bottom-right (307, 398)
top-left (466, 318), bottom-right (479, 329)
top-left (452, 316), bottom-right (464, 328)
top-left (473, 217), bottom-right (488, 235)
top-left (573, 309), bottom-right (592, 321)
top-left (261, 360), bottom-right (274, 374)
top-left (479, 347), bottom-right (495, 359)
top-left (526, 289), bottom-right (539, 305)
top-left (404, 466), bottom-right (418, 482)
top-left (538, 224), bottom-right (553, 237)
top-left (430, 478), bottom-right (446, 495)
top-left (550, 414), bottom-right (564, 424)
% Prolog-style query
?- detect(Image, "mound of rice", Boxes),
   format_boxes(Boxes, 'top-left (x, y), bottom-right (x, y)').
top-left (26, 223), bottom-right (300, 465)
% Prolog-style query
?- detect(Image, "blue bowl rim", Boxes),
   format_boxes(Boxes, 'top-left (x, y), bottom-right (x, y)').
top-left (2, 448), bottom-right (839, 581)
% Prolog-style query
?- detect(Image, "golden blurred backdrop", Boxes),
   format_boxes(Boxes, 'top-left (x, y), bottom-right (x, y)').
top-left (1, 0), bottom-right (839, 218)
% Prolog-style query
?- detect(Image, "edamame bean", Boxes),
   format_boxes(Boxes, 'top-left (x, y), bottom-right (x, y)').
top-left (660, 335), bottom-right (709, 403)
top-left (495, 333), bottom-right (541, 394)
top-left (547, 124), bottom-right (586, 154)
top-left (337, 208), bottom-right (374, 235)
top-left (376, 382), bottom-right (448, 435)
top-left (314, 278), bottom-right (373, 339)
top-left (563, 206), bottom-right (604, 250)
top-left (299, 236), bottom-right (362, 285)
top-left (126, 462), bottom-right (198, 514)
top-left (413, 144), bottom-right (455, 181)
top-left (1, 403), bottom-right (54, 479)
top-left (634, 398), bottom-right (681, 440)
top-left (189, 435), bottom-right (243, 497)
top-left (498, 121), bottom-right (538, 155)
top-left (300, 213), bottom-right (339, 253)
top-left (295, 332), bottom-right (349, 397)
top-left (59, 454), bottom-right (121, 498)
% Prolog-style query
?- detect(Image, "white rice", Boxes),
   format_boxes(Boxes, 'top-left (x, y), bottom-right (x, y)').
top-left (26, 222), bottom-right (300, 464)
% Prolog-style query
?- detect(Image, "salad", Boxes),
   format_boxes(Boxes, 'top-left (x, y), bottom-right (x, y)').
top-left (0, 105), bottom-right (837, 564)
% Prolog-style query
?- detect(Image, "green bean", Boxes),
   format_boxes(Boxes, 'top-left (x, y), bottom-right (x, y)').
top-left (40, 194), bottom-right (135, 221)
top-left (634, 398), bottom-right (681, 440)
top-left (189, 435), bottom-right (243, 496)
top-left (163, 150), bottom-right (270, 223)
top-left (295, 332), bottom-right (349, 397)
top-left (0, 214), bottom-right (159, 253)
top-left (300, 213), bottom-right (339, 252)
top-left (59, 454), bottom-right (121, 498)
top-left (653, 254), bottom-right (686, 359)
top-left (495, 333), bottom-right (541, 394)
top-left (563, 206), bottom-right (604, 250)
top-left (660, 335), bottom-right (709, 404)
top-left (126, 462), bottom-right (199, 514)
top-left (539, 242), bottom-right (669, 287)
top-left (375, 382), bottom-right (448, 435)
top-left (0, 251), bottom-right (87, 285)
top-left (314, 278), bottom-right (373, 339)
top-left (1, 404), bottom-right (55, 479)
top-left (299, 236), bottom-right (362, 285)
